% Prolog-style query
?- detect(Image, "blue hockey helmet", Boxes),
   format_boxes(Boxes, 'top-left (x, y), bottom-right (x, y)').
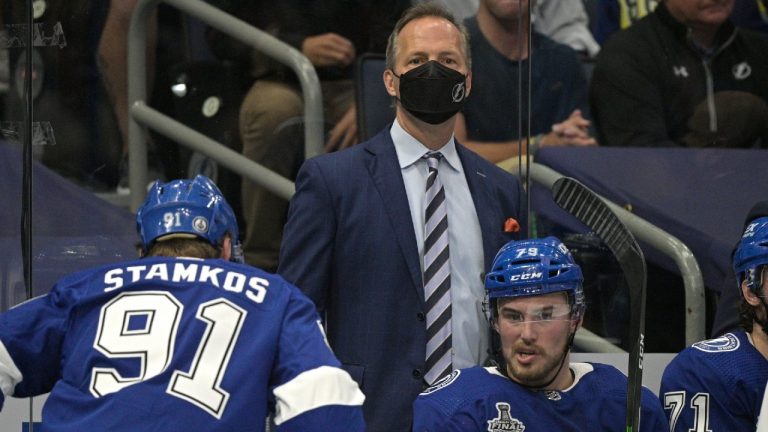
top-left (485, 237), bottom-right (585, 319)
top-left (136, 175), bottom-right (243, 262)
top-left (733, 217), bottom-right (768, 294)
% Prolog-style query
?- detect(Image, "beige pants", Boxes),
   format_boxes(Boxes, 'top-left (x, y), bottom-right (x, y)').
top-left (239, 78), bottom-right (354, 271)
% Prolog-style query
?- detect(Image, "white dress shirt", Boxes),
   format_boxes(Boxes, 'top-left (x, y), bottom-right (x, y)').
top-left (390, 119), bottom-right (488, 369)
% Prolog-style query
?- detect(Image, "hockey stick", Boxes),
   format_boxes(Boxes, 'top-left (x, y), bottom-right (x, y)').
top-left (551, 177), bottom-right (647, 432)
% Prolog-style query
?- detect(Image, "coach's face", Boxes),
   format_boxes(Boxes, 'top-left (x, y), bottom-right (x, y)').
top-left (666, 0), bottom-right (734, 29)
top-left (383, 16), bottom-right (471, 100)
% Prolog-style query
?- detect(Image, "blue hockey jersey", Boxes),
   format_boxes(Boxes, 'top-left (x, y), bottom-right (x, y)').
top-left (660, 331), bottom-right (768, 431)
top-left (0, 256), bottom-right (365, 431)
top-left (412, 363), bottom-right (668, 431)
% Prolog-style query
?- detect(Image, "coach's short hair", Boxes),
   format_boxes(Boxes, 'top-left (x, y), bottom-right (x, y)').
top-left (384, 2), bottom-right (471, 71)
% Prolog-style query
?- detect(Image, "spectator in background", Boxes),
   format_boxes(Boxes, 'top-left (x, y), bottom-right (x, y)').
top-left (590, 0), bottom-right (768, 148)
top-left (592, 0), bottom-right (659, 44)
top-left (278, 4), bottom-right (526, 430)
top-left (209, 0), bottom-right (409, 272)
top-left (419, 0), bottom-right (600, 57)
top-left (533, 0), bottom-right (600, 58)
top-left (594, 0), bottom-right (767, 43)
top-left (456, 0), bottom-right (597, 164)
top-left (99, 1), bottom-right (193, 192)
top-left (98, 0), bottom-right (152, 175)
top-left (421, 0), bottom-right (480, 21)
top-left (660, 211), bottom-right (768, 430)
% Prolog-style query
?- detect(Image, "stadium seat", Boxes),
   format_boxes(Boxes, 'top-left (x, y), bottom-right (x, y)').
top-left (355, 54), bottom-right (395, 141)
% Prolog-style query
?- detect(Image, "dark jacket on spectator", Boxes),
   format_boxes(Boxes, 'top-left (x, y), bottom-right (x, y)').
top-left (591, 1), bottom-right (768, 148)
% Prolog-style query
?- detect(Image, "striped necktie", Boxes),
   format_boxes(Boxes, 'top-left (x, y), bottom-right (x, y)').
top-left (422, 151), bottom-right (452, 385)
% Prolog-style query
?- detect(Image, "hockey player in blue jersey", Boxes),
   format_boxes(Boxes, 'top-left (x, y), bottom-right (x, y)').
top-left (660, 209), bottom-right (768, 431)
top-left (0, 175), bottom-right (365, 431)
top-left (412, 236), bottom-right (668, 431)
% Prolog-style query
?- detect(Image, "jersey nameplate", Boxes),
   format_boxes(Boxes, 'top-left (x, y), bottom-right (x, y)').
top-left (103, 262), bottom-right (269, 304)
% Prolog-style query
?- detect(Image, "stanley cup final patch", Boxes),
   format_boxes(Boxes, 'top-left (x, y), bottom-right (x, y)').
top-left (487, 402), bottom-right (525, 432)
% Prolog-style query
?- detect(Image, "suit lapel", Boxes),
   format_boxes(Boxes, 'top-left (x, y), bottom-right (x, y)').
top-left (457, 144), bottom-right (501, 271)
top-left (364, 131), bottom-right (424, 297)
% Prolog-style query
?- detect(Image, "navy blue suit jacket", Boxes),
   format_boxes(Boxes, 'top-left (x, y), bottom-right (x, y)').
top-left (278, 127), bottom-right (526, 431)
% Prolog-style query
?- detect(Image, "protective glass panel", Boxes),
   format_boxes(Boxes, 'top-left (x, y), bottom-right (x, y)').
top-left (1, 1), bottom-right (138, 429)
top-left (0, 0), bottom-right (608, 430)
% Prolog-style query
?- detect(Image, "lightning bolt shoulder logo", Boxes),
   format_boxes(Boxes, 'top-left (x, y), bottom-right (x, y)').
top-left (692, 332), bottom-right (740, 353)
top-left (420, 370), bottom-right (460, 395)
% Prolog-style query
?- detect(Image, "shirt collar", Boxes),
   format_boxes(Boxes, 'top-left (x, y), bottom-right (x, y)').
top-left (390, 118), bottom-right (462, 173)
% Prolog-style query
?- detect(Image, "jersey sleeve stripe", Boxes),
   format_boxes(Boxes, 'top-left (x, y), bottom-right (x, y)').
top-left (272, 365), bottom-right (365, 425)
top-left (0, 341), bottom-right (23, 398)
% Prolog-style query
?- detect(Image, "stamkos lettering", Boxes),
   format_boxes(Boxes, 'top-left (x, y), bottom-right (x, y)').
top-left (125, 265), bottom-right (147, 282)
top-left (145, 263), bottom-right (169, 281)
top-left (223, 272), bottom-right (247, 294)
top-left (247, 277), bottom-right (268, 304)
top-left (104, 268), bottom-right (124, 292)
top-left (509, 272), bottom-right (543, 281)
top-left (172, 263), bottom-right (198, 282)
top-left (102, 263), bottom-right (268, 304)
top-left (199, 266), bottom-right (224, 287)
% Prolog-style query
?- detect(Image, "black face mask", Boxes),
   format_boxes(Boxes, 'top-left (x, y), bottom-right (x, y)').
top-left (394, 60), bottom-right (467, 125)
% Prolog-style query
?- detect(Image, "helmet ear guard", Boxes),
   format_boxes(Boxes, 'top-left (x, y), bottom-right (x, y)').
top-left (742, 267), bottom-right (766, 298)
top-left (482, 295), bottom-right (496, 326)
top-left (136, 175), bottom-right (243, 263)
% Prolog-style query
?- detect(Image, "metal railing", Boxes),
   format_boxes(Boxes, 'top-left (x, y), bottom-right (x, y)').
top-left (517, 161), bottom-right (706, 346)
top-left (127, 0), bottom-right (323, 211)
top-left (126, 0), bottom-right (704, 350)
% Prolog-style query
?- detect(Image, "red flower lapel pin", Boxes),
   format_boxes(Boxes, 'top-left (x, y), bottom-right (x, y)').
top-left (504, 217), bottom-right (520, 233)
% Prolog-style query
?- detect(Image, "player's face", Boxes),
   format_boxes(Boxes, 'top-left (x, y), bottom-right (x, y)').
top-left (495, 292), bottom-right (575, 387)
top-left (665, 0), bottom-right (734, 29)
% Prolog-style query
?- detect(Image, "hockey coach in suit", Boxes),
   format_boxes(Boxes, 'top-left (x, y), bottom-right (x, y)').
top-left (278, 3), bottom-right (526, 431)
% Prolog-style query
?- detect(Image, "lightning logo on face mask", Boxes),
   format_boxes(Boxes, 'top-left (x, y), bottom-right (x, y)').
top-left (451, 82), bottom-right (465, 103)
